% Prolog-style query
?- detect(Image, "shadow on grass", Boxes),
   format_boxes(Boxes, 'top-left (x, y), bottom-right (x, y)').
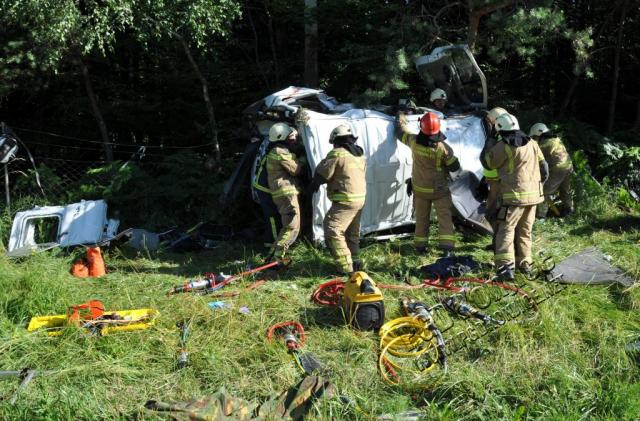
top-left (570, 214), bottom-right (640, 236)
top-left (300, 307), bottom-right (344, 329)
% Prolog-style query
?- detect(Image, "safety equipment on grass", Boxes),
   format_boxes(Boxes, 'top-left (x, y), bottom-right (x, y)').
top-left (419, 112), bottom-right (440, 135)
top-left (70, 246), bottom-right (106, 278)
top-left (329, 124), bottom-right (357, 144)
top-left (341, 272), bottom-right (385, 331)
top-left (529, 123), bottom-right (550, 138)
top-left (440, 295), bottom-right (504, 325)
top-left (269, 123), bottom-right (295, 142)
top-left (494, 113), bottom-right (519, 131)
top-left (430, 88), bottom-right (447, 102)
top-left (27, 300), bottom-right (159, 337)
top-left (487, 107), bottom-right (508, 125)
top-left (176, 320), bottom-right (190, 369)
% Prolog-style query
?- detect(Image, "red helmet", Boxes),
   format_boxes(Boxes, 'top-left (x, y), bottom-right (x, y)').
top-left (419, 112), bottom-right (440, 135)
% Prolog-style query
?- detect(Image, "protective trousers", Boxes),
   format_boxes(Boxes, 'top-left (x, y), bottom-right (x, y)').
top-left (494, 205), bottom-right (536, 269)
top-left (257, 189), bottom-right (282, 245)
top-left (270, 195), bottom-right (300, 259)
top-left (537, 169), bottom-right (573, 217)
top-left (324, 201), bottom-right (363, 273)
top-left (485, 179), bottom-right (500, 232)
top-left (414, 194), bottom-right (455, 250)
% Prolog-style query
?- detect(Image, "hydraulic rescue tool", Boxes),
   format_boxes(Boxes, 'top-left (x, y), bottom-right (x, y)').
top-left (267, 321), bottom-right (323, 374)
top-left (1, 369), bottom-right (55, 405)
top-left (439, 295), bottom-right (504, 325)
top-left (340, 272), bottom-right (385, 331)
top-left (167, 259), bottom-right (288, 295)
top-left (27, 300), bottom-right (158, 336)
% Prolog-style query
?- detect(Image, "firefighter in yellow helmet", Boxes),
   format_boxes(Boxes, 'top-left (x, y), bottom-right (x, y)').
top-left (481, 107), bottom-right (508, 242)
top-left (481, 113), bottom-right (549, 280)
top-left (529, 123), bottom-right (574, 217)
top-left (311, 124), bottom-right (366, 274)
top-left (430, 88), bottom-right (448, 114)
top-left (398, 111), bottom-right (460, 256)
top-left (264, 123), bottom-right (306, 261)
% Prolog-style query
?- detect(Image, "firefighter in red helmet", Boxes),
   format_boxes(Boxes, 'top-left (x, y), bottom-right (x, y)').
top-left (398, 111), bottom-right (460, 256)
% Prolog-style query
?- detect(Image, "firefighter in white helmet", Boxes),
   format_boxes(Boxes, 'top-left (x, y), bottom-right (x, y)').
top-left (529, 123), bottom-right (573, 217)
top-left (481, 113), bottom-right (549, 281)
top-left (262, 122), bottom-right (306, 261)
top-left (311, 124), bottom-right (367, 274)
top-left (430, 88), bottom-right (448, 114)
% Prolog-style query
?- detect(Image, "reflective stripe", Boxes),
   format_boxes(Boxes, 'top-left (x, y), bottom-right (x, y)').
top-left (483, 168), bottom-right (499, 179)
top-left (253, 157), bottom-right (272, 193)
top-left (272, 187), bottom-right (299, 198)
top-left (436, 148), bottom-right (443, 172)
top-left (494, 252), bottom-right (514, 261)
top-left (445, 155), bottom-right (457, 166)
top-left (413, 185), bottom-right (434, 194)
top-left (556, 160), bottom-right (573, 169)
top-left (411, 144), bottom-right (437, 158)
top-left (502, 191), bottom-right (541, 200)
top-left (414, 236), bottom-right (429, 242)
top-left (269, 217), bottom-right (278, 240)
top-left (267, 151), bottom-right (296, 161)
top-left (327, 150), bottom-right (351, 158)
top-left (505, 145), bottom-right (514, 174)
top-left (484, 153), bottom-right (493, 169)
top-left (329, 193), bottom-right (366, 202)
top-left (438, 235), bottom-right (456, 241)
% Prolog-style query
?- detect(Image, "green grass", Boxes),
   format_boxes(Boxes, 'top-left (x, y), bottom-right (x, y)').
top-left (0, 202), bottom-right (639, 420)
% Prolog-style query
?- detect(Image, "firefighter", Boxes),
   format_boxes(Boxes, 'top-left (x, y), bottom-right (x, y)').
top-left (430, 88), bottom-right (448, 114)
top-left (398, 111), bottom-right (460, 256)
top-left (263, 123), bottom-right (306, 261)
top-left (253, 137), bottom-right (282, 247)
top-left (482, 107), bottom-right (509, 242)
top-left (311, 124), bottom-right (366, 274)
top-left (481, 113), bottom-right (549, 280)
top-left (529, 123), bottom-right (574, 217)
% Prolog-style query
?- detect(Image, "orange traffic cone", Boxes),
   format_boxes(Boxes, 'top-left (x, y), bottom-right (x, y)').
top-left (87, 247), bottom-right (106, 277)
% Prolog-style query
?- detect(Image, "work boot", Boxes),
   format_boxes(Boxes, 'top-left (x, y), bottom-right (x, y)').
top-left (352, 260), bottom-right (363, 272)
top-left (484, 243), bottom-right (494, 251)
top-left (415, 246), bottom-right (428, 254)
top-left (559, 208), bottom-right (573, 217)
top-left (495, 264), bottom-right (515, 282)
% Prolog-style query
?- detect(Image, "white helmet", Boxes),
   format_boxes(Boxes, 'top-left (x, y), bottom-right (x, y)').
top-left (529, 123), bottom-right (550, 138)
top-left (269, 123), bottom-right (295, 142)
top-left (430, 88), bottom-right (447, 102)
top-left (329, 124), bottom-right (357, 143)
top-left (487, 107), bottom-right (508, 125)
top-left (495, 113), bottom-right (520, 131)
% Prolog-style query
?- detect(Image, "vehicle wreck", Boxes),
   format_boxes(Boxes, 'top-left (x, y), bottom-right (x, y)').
top-left (223, 45), bottom-right (492, 242)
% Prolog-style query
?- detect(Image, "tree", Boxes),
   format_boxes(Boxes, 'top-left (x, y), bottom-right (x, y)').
top-left (135, 0), bottom-right (241, 162)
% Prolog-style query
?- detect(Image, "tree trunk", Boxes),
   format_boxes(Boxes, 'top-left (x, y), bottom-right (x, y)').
top-left (263, 0), bottom-right (280, 87)
top-left (633, 98), bottom-right (640, 130)
top-left (79, 59), bottom-right (113, 162)
top-left (245, 4), bottom-right (271, 88)
top-left (559, 77), bottom-right (580, 119)
top-left (176, 35), bottom-right (221, 162)
top-left (606, 0), bottom-right (628, 134)
top-left (467, 0), bottom-right (513, 52)
top-left (304, 0), bottom-right (318, 87)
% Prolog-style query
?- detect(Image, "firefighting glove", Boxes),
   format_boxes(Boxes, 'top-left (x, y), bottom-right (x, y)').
top-left (310, 173), bottom-right (327, 193)
top-left (539, 159), bottom-right (550, 183)
top-left (405, 178), bottom-right (413, 196)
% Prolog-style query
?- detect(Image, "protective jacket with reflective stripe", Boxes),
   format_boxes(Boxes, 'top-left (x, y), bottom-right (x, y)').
top-left (484, 131), bottom-right (545, 206)
top-left (399, 114), bottom-right (458, 199)
top-left (314, 147), bottom-right (366, 203)
top-left (538, 136), bottom-right (573, 171)
top-left (266, 145), bottom-right (305, 198)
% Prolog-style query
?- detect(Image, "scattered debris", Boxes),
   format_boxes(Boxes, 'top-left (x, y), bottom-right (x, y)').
top-left (7, 200), bottom-right (123, 257)
top-left (551, 248), bottom-right (636, 286)
top-left (238, 307), bottom-right (251, 315)
top-left (176, 320), bottom-right (190, 370)
top-left (207, 301), bottom-right (231, 311)
top-left (0, 368), bottom-right (55, 405)
top-left (267, 321), bottom-right (324, 374)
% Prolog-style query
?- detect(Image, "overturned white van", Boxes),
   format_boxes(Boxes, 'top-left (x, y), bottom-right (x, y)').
top-left (222, 45), bottom-right (492, 242)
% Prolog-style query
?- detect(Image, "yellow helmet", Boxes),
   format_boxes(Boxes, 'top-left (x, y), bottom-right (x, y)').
top-left (430, 88), bottom-right (447, 102)
top-left (487, 107), bottom-right (508, 125)
top-left (495, 113), bottom-right (520, 131)
top-left (329, 124), bottom-right (356, 143)
top-left (529, 123), bottom-right (550, 138)
top-left (269, 123), bottom-right (295, 142)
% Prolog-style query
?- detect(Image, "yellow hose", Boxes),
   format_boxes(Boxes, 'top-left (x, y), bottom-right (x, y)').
top-left (378, 316), bottom-right (439, 385)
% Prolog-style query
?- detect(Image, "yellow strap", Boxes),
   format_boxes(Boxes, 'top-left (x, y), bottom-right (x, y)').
top-left (504, 145), bottom-right (514, 174)
top-left (272, 187), bottom-right (299, 198)
top-left (413, 185), bottom-right (434, 194)
top-left (329, 193), bottom-right (366, 202)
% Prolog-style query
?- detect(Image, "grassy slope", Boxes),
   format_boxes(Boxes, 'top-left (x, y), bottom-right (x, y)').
top-left (0, 206), bottom-right (639, 420)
